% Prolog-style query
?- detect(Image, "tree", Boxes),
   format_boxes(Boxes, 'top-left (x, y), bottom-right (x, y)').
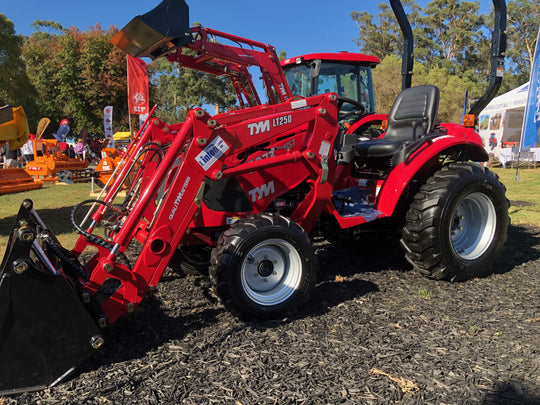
top-left (351, 0), bottom-right (420, 60)
top-left (22, 23), bottom-right (128, 136)
top-left (149, 52), bottom-right (237, 123)
top-left (505, 0), bottom-right (540, 87)
top-left (0, 14), bottom-right (38, 123)
top-left (416, 0), bottom-right (488, 72)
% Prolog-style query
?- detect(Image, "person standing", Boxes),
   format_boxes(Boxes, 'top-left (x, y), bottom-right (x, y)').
top-left (5, 147), bottom-right (19, 168)
top-left (74, 139), bottom-right (86, 160)
top-left (20, 136), bottom-right (34, 164)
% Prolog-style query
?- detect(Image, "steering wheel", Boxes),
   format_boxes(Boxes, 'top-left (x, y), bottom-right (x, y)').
top-left (337, 96), bottom-right (366, 121)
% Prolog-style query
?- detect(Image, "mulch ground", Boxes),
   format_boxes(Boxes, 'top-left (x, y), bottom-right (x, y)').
top-left (3, 224), bottom-right (539, 404)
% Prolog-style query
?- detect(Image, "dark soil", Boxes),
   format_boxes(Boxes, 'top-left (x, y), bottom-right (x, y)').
top-left (4, 224), bottom-right (540, 404)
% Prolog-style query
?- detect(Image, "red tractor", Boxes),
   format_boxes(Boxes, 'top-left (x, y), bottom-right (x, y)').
top-left (0, 0), bottom-right (509, 394)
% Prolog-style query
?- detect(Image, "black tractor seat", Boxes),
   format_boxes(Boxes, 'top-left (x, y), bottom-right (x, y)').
top-left (354, 85), bottom-right (440, 159)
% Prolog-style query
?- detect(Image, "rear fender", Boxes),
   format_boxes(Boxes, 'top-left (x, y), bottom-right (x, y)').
top-left (347, 113), bottom-right (388, 135)
top-left (376, 126), bottom-right (487, 217)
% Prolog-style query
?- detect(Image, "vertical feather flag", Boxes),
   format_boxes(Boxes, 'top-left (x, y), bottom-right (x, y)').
top-left (103, 106), bottom-right (114, 148)
top-left (461, 89), bottom-right (468, 123)
top-left (127, 55), bottom-right (149, 115)
top-left (519, 30), bottom-right (540, 151)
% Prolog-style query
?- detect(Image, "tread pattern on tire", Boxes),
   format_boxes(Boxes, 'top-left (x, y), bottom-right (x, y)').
top-left (400, 162), bottom-right (509, 281)
top-left (209, 213), bottom-right (317, 320)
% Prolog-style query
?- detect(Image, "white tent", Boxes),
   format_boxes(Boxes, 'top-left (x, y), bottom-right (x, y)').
top-left (481, 82), bottom-right (529, 114)
top-left (478, 82), bottom-right (529, 163)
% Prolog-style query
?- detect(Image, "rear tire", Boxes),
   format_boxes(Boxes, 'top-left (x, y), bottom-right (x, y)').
top-left (401, 162), bottom-right (509, 281)
top-left (210, 213), bottom-right (317, 320)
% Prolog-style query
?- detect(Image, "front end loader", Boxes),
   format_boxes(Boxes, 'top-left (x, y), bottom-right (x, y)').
top-left (0, 0), bottom-right (509, 395)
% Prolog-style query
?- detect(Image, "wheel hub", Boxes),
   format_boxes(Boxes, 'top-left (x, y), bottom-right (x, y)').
top-left (240, 239), bottom-right (303, 306)
top-left (257, 260), bottom-right (274, 277)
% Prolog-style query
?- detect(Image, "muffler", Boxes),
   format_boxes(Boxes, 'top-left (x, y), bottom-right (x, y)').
top-left (0, 200), bottom-right (103, 395)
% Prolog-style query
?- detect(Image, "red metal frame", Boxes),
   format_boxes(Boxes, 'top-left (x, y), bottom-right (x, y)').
top-left (166, 26), bottom-right (292, 107)
top-left (68, 26), bottom-right (488, 326)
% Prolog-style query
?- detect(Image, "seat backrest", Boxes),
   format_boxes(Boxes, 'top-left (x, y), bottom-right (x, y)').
top-left (384, 85), bottom-right (440, 142)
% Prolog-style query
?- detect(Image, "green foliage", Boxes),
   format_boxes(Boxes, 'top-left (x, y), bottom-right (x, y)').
top-left (0, 14), bottom-right (39, 122)
top-left (417, 287), bottom-right (432, 300)
top-left (353, 0), bottom-right (540, 119)
top-left (149, 52), bottom-right (237, 124)
top-left (351, 0), bottom-right (420, 60)
top-left (22, 23), bottom-right (128, 135)
top-left (505, 0), bottom-right (540, 87)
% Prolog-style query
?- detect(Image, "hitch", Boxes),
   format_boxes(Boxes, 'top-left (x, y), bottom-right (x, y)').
top-left (0, 200), bottom-right (103, 395)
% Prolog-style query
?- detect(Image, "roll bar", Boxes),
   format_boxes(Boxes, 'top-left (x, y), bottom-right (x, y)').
top-left (389, 0), bottom-right (414, 90)
top-left (468, 0), bottom-right (507, 116)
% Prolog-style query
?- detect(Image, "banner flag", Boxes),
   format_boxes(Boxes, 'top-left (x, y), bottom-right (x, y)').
top-left (461, 89), bottom-right (468, 122)
top-left (36, 118), bottom-right (50, 140)
top-left (127, 55), bottom-right (149, 115)
top-left (103, 106), bottom-right (114, 148)
top-left (520, 30), bottom-right (540, 151)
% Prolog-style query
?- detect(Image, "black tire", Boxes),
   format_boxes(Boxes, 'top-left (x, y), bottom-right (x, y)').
top-left (210, 213), bottom-right (317, 320)
top-left (401, 162), bottom-right (509, 281)
top-left (168, 246), bottom-right (210, 277)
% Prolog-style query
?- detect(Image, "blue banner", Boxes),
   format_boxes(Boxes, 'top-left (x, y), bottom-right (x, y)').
top-left (461, 89), bottom-right (468, 122)
top-left (520, 30), bottom-right (540, 151)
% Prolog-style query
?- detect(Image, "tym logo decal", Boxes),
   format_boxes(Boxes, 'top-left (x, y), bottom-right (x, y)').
top-left (248, 181), bottom-right (275, 202)
top-left (248, 120), bottom-right (270, 136)
top-left (247, 114), bottom-right (293, 136)
top-left (195, 136), bottom-right (230, 170)
top-left (169, 176), bottom-right (191, 220)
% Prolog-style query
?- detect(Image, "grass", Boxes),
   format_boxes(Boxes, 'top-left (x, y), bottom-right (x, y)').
top-left (491, 167), bottom-right (540, 226)
top-left (417, 287), bottom-right (432, 300)
top-left (0, 182), bottom-right (94, 253)
top-left (0, 166), bottom-right (538, 255)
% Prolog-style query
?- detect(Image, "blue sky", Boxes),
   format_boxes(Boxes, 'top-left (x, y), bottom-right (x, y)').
top-left (0, 0), bottom-right (436, 60)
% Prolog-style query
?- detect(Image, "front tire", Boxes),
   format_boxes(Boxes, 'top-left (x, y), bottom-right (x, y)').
top-left (210, 213), bottom-right (317, 320)
top-left (401, 162), bottom-right (509, 281)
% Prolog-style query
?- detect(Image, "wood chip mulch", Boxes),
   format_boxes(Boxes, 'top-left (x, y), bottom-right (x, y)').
top-left (3, 224), bottom-right (539, 404)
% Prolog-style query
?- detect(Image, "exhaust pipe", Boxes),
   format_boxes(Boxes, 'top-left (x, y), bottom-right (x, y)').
top-left (0, 200), bottom-right (103, 395)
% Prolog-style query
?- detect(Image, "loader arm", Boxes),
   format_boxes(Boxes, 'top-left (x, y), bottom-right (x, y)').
top-left (112, 0), bottom-right (292, 107)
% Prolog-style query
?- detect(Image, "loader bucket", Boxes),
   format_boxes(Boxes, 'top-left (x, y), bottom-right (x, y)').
top-left (0, 168), bottom-right (42, 195)
top-left (0, 200), bottom-right (103, 395)
top-left (110, 0), bottom-right (191, 59)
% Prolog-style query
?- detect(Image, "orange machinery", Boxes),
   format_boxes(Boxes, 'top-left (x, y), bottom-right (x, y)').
top-left (0, 106), bottom-right (42, 195)
top-left (25, 137), bottom-right (91, 182)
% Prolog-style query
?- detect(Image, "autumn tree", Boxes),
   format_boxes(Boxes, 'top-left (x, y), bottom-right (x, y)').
top-left (0, 14), bottom-right (38, 123)
top-left (22, 22), bottom-right (128, 136)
